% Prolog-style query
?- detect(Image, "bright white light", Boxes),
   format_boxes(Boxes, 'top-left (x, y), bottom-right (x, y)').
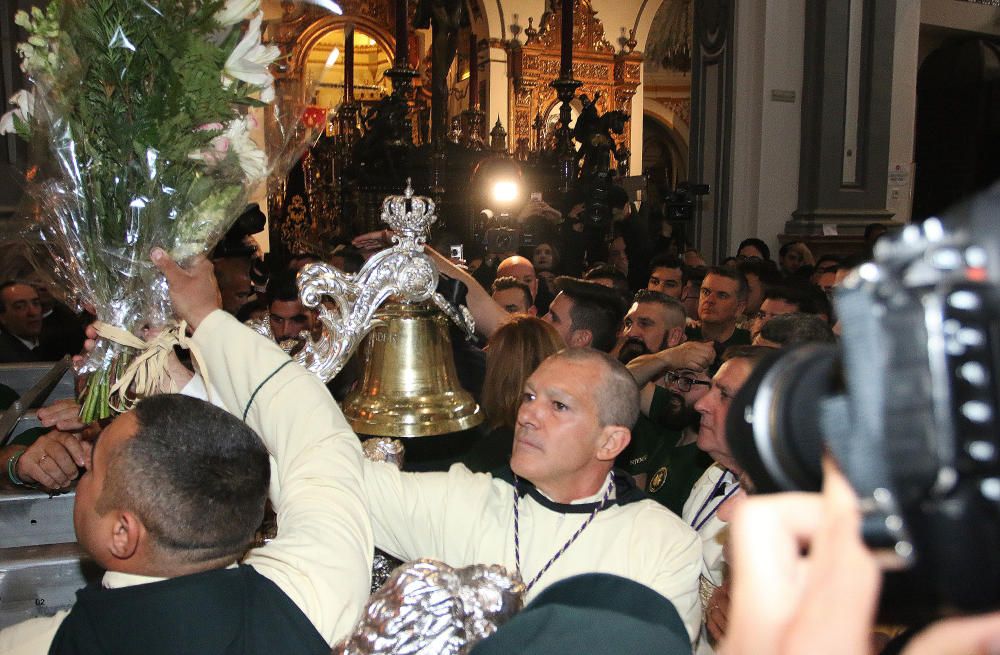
top-left (302, 0), bottom-right (343, 15)
top-left (324, 47), bottom-right (341, 69)
top-left (492, 180), bottom-right (519, 204)
top-left (368, 37), bottom-right (377, 46)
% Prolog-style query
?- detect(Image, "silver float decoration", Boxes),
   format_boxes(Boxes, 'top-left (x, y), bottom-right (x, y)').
top-left (247, 180), bottom-right (474, 382)
top-left (332, 559), bottom-right (525, 655)
top-left (362, 437), bottom-right (406, 469)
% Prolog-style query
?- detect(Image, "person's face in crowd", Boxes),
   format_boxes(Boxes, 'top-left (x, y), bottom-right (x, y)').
top-left (698, 274), bottom-right (746, 326)
top-left (681, 279), bottom-right (701, 319)
top-left (750, 297), bottom-right (799, 341)
top-left (661, 367), bottom-right (712, 430)
top-left (214, 258), bottom-right (253, 316)
top-left (695, 357), bottom-right (753, 473)
top-left (543, 292), bottom-right (589, 348)
top-left (269, 299), bottom-right (314, 342)
top-left (737, 244), bottom-right (765, 261)
top-left (497, 257), bottom-right (539, 300)
top-left (493, 287), bottom-right (533, 314)
top-left (74, 412), bottom-right (136, 569)
top-left (608, 237), bottom-right (628, 276)
top-left (620, 301), bottom-right (671, 359)
top-left (647, 266), bottom-right (683, 299)
top-left (815, 271), bottom-right (837, 296)
top-left (533, 244), bottom-right (556, 272)
top-left (0, 283), bottom-right (44, 339)
top-left (780, 247), bottom-right (804, 273)
top-left (744, 273), bottom-right (764, 315)
top-left (511, 357), bottom-right (616, 500)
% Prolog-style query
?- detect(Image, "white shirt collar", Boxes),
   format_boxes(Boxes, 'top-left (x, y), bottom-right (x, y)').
top-left (102, 562), bottom-right (239, 589)
top-left (533, 471), bottom-right (616, 505)
top-left (13, 334), bottom-right (39, 350)
top-left (102, 570), bottom-right (166, 590)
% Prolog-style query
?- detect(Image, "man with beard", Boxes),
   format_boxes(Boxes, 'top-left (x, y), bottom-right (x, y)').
top-left (614, 299), bottom-right (715, 513)
top-left (616, 290), bottom-right (687, 365)
top-left (619, 341), bottom-right (715, 514)
top-left (265, 270), bottom-right (318, 344)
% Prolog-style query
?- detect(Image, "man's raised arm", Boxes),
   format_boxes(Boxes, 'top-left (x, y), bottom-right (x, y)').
top-left (627, 341), bottom-right (715, 415)
top-left (152, 249), bottom-right (373, 644)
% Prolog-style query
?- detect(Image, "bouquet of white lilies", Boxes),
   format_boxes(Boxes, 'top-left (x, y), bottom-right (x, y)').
top-left (2, 0), bottom-right (335, 421)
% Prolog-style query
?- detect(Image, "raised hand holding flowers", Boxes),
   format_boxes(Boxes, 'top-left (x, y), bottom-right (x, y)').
top-left (4, 0), bottom-right (334, 421)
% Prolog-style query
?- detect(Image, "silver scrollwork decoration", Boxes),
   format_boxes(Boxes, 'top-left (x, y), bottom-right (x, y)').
top-left (248, 180), bottom-right (475, 382)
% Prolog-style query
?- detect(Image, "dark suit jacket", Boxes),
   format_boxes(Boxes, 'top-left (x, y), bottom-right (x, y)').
top-left (0, 328), bottom-right (48, 363)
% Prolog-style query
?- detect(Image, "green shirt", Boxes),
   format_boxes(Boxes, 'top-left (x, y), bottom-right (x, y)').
top-left (617, 386), bottom-right (713, 516)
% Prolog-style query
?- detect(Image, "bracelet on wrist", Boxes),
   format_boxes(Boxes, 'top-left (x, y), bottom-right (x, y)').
top-left (6, 449), bottom-right (33, 488)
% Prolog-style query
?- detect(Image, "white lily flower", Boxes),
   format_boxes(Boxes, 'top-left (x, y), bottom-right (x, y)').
top-left (226, 116), bottom-right (267, 181)
top-left (214, 0), bottom-right (261, 27)
top-left (0, 89), bottom-right (35, 135)
top-left (222, 12), bottom-right (280, 94)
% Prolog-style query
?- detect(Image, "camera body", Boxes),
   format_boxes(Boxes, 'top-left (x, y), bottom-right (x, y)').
top-left (729, 183), bottom-right (1000, 616)
top-left (485, 226), bottom-right (520, 254)
top-left (481, 209), bottom-right (539, 254)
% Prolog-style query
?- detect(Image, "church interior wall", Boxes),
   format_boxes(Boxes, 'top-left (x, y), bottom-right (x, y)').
top-left (921, 0), bottom-right (1000, 36)
top-left (727, 0), bottom-right (998, 257)
top-left (886, 0), bottom-right (921, 226)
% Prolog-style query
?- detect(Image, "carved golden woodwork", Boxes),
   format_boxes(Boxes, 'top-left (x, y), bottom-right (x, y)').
top-left (506, 0), bottom-right (642, 154)
top-left (269, 0), bottom-right (413, 79)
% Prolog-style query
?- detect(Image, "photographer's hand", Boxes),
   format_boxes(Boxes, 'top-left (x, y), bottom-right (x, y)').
top-left (721, 459), bottom-right (880, 655)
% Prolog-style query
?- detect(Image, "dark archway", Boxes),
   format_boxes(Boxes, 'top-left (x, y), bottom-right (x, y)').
top-left (641, 114), bottom-right (686, 197)
top-left (912, 37), bottom-right (1000, 221)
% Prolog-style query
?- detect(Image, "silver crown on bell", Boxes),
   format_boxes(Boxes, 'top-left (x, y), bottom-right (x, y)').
top-left (381, 179), bottom-right (437, 241)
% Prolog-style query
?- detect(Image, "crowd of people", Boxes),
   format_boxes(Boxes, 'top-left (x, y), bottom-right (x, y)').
top-left (1, 200), bottom-right (998, 654)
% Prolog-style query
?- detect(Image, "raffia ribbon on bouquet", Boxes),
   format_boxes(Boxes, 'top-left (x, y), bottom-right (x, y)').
top-left (94, 320), bottom-right (193, 413)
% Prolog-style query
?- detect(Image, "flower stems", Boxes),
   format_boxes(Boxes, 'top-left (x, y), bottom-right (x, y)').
top-left (78, 344), bottom-right (135, 423)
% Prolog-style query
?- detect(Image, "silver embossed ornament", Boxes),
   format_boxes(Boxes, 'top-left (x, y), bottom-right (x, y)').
top-left (247, 180), bottom-right (474, 382)
top-left (332, 559), bottom-right (525, 655)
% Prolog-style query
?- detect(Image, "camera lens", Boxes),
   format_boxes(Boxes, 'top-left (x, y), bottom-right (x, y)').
top-left (726, 344), bottom-right (840, 494)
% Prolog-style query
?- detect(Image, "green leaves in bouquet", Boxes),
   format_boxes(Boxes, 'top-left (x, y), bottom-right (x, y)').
top-left (53, 0), bottom-right (259, 293)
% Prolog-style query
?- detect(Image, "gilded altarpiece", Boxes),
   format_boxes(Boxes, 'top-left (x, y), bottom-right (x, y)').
top-left (264, 0), bottom-right (421, 254)
top-left (505, 0), bottom-right (641, 158)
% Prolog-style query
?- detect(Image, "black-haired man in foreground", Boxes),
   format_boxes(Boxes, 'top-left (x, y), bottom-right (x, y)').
top-left (0, 253), bottom-right (372, 654)
top-left (543, 276), bottom-right (625, 352)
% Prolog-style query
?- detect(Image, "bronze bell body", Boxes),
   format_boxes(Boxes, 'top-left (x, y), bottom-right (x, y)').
top-left (342, 300), bottom-right (483, 437)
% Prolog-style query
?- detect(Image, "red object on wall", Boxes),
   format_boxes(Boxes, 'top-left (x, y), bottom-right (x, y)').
top-left (302, 106), bottom-right (328, 129)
